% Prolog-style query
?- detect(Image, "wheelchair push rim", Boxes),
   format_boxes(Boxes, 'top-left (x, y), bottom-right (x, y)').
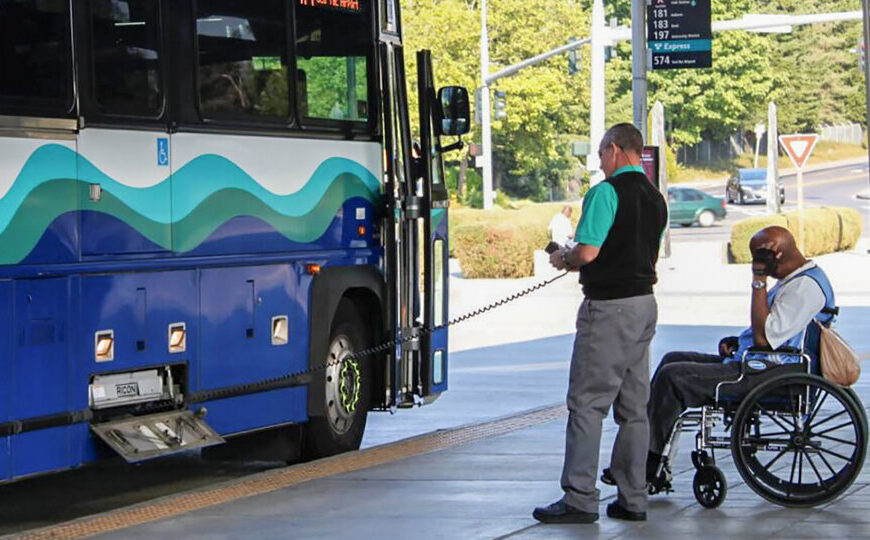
top-left (731, 373), bottom-right (867, 508)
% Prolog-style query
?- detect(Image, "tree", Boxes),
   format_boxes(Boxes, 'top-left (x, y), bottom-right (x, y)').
top-left (402, 0), bottom-right (591, 202)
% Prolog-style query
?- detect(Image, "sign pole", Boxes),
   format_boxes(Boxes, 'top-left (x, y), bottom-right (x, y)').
top-left (779, 133), bottom-right (819, 253)
top-left (797, 166), bottom-right (805, 253)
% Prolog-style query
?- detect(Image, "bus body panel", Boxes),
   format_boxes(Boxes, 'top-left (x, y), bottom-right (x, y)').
top-left (11, 278), bottom-right (73, 479)
top-left (78, 270), bottom-right (199, 379)
top-left (0, 137), bottom-right (79, 266)
top-left (169, 133), bottom-right (382, 256)
top-left (78, 128), bottom-right (173, 257)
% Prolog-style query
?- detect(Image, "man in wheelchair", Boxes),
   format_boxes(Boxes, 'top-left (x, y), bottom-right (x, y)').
top-left (605, 226), bottom-right (838, 496)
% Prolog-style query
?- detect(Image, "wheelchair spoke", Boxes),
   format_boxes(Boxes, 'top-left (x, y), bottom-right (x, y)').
top-left (787, 449), bottom-right (798, 496)
top-left (798, 450), bottom-right (804, 484)
top-left (811, 410), bottom-right (848, 431)
top-left (764, 448), bottom-right (788, 469)
top-left (817, 449), bottom-right (838, 477)
top-left (788, 386), bottom-right (799, 429)
top-left (814, 433), bottom-right (858, 446)
top-left (806, 391), bottom-right (829, 427)
top-left (816, 446), bottom-right (854, 464)
top-left (814, 421), bottom-right (856, 437)
top-left (801, 449), bottom-right (829, 491)
top-left (761, 409), bottom-right (794, 434)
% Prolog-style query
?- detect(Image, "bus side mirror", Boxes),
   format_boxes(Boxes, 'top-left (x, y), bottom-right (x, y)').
top-left (437, 86), bottom-right (470, 136)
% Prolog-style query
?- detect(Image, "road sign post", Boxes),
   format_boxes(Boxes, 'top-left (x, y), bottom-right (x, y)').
top-left (779, 133), bottom-right (820, 252)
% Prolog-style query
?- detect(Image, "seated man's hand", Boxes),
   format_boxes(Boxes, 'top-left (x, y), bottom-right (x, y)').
top-left (718, 336), bottom-right (739, 358)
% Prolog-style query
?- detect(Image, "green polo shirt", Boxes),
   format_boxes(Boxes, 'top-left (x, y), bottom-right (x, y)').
top-left (574, 165), bottom-right (645, 246)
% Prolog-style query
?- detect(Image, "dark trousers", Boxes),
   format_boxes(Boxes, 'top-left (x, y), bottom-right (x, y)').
top-left (647, 351), bottom-right (738, 455)
top-left (647, 351), bottom-right (802, 454)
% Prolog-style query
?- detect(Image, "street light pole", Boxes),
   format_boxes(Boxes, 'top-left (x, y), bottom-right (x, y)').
top-left (480, 0), bottom-right (494, 209)
top-left (862, 0), bottom-right (870, 250)
top-left (632, 0), bottom-right (648, 140)
top-left (587, 0), bottom-right (606, 184)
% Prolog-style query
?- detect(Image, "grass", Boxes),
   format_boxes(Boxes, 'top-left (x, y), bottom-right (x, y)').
top-left (670, 142), bottom-right (866, 184)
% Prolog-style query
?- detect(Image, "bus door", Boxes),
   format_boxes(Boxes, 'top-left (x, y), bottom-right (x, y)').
top-left (380, 42), bottom-right (454, 407)
top-left (416, 51), bottom-right (449, 399)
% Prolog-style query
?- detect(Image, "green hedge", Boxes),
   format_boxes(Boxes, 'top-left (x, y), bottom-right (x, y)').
top-left (450, 203), bottom-right (577, 278)
top-left (729, 207), bottom-right (862, 263)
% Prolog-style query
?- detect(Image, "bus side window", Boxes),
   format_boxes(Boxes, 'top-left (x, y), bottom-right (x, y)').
top-left (294, 1), bottom-right (372, 124)
top-left (195, 0), bottom-right (289, 121)
top-left (90, 0), bottom-right (163, 117)
top-left (0, 0), bottom-right (73, 116)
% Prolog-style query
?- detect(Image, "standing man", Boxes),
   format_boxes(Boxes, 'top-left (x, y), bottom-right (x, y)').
top-left (548, 205), bottom-right (575, 244)
top-left (533, 123), bottom-right (667, 524)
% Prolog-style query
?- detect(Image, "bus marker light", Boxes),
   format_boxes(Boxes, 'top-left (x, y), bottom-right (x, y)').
top-left (95, 330), bottom-right (114, 362)
top-left (306, 264), bottom-right (321, 275)
top-left (357, 225), bottom-right (366, 237)
top-left (272, 315), bottom-right (289, 345)
top-left (168, 323), bottom-right (186, 353)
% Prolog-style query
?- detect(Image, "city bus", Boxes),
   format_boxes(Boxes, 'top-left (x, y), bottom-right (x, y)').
top-left (0, 0), bottom-right (468, 480)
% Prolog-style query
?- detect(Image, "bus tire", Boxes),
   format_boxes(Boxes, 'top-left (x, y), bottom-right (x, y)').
top-left (304, 298), bottom-right (371, 458)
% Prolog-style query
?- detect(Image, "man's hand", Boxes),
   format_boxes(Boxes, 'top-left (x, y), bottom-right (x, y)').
top-left (751, 240), bottom-right (781, 277)
top-left (718, 336), bottom-right (739, 358)
top-left (549, 249), bottom-right (567, 271)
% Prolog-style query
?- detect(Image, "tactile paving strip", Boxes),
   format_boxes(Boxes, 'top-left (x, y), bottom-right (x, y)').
top-left (14, 404), bottom-right (567, 540)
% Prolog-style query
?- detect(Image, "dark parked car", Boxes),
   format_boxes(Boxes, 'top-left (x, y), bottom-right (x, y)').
top-left (668, 187), bottom-right (727, 227)
top-left (726, 168), bottom-right (785, 205)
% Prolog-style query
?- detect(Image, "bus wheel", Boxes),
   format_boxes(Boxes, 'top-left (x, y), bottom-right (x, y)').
top-left (305, 299), bottom-right (371, 458)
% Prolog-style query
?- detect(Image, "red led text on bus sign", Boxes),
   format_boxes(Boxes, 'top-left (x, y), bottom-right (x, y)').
top-left (299, 0), bottom-right (361, 13)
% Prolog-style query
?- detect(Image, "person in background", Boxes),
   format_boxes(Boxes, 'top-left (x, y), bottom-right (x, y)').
top-left (548, 204), bottom-right (575, 245)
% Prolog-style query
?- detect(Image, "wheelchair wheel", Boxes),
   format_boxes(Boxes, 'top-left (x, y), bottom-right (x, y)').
top-left (731, 373), bottom-right (867, 507)
top-left (693, 465), bottom-right (727, 508)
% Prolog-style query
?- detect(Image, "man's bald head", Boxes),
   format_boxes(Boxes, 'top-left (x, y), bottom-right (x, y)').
top-left (750, 226), bottom-right (797, 255)
top-left (750, 226), bottom-right (806, 278)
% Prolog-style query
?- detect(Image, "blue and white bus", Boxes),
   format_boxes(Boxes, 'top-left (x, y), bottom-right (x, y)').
top-left (0, 0), bottom-right (467, 480)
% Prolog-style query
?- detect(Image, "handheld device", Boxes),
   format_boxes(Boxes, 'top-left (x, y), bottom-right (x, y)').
top-left (544, 242), bottom-right (561, 254)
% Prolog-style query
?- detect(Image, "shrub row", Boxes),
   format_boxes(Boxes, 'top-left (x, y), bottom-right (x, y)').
top-left (729, 207), bottom-right (862, 263)
top-left (450, 203), bottom-right (577, 278)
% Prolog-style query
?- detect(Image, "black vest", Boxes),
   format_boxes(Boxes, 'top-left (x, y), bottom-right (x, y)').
top-left (579, 171), bottom-right (668, 300)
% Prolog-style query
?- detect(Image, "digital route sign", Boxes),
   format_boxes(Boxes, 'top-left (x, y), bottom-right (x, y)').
top-left (298, 0), bottom-right (362, 14)
top-left (647, 0), bottom-right (712, 70)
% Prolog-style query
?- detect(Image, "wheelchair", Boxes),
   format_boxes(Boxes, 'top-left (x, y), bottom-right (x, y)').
top-left (653, 345), bottom-right (868, 509)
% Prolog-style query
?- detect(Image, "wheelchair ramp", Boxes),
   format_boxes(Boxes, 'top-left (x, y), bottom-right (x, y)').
top-left (92, 410), bottom-right (224, 463)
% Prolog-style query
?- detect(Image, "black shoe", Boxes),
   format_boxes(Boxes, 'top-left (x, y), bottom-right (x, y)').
top-left (533, 500), bottom-right (599, 524)
top-left (601, 468), bottom-right (615, 486)
top-left (606, 501), bottom-right (647, 522)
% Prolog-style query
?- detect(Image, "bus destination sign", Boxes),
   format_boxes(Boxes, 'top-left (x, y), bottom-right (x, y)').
top-left (298, 0), bottom-right (362, 14)
top-left (647, 0), bottom-right (711, 70)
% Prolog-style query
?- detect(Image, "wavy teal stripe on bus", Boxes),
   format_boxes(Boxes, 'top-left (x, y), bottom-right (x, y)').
top-left (170, 155), bottom-right (381, 220)
top-left (1, 144), bottom-right (382, 231)
top-left (0, 177), bottom-right (377, 265)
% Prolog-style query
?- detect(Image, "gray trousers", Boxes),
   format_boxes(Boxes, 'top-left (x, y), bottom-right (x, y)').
top-left (561, 294), bottom-right (657, 513)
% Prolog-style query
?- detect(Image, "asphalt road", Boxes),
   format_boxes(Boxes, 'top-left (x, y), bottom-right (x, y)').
top-left (670, 161), bottom-right (870, 243)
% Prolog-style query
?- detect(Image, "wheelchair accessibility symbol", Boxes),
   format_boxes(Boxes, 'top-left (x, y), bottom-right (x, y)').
top-left (157, 138), bottom-right (169, 166)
